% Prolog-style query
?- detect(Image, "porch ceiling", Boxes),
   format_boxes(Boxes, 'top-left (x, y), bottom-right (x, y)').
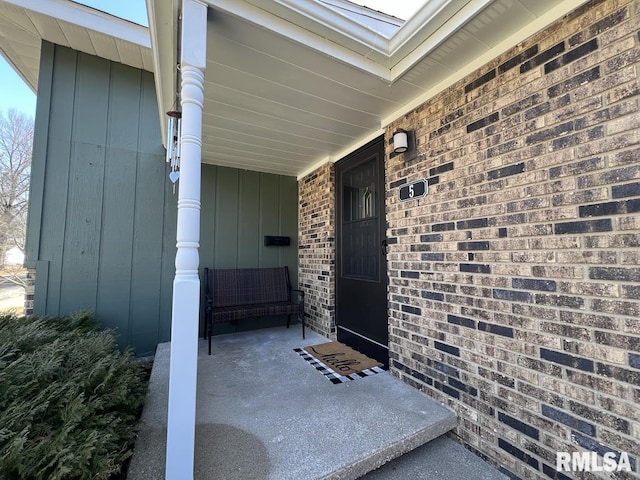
top-left (155, 0), bottom-right (588, 178)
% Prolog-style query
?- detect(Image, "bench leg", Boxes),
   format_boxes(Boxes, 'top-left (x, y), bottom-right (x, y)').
top-left (208, 318), bottom-right (212, 355)
top-left (286, 314), bottom-right (291, 329)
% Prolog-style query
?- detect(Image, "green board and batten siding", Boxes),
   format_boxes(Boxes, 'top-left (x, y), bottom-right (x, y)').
top-left (26, 43), bottom-right (299, 355)
top-left (201, 168), bottom-right (300, 335)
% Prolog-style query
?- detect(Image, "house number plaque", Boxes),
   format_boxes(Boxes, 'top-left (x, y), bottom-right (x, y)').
top-left (399, 179), bottom-right (428, 202)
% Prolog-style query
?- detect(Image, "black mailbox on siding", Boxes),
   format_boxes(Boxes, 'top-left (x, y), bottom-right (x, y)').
top-left (264, 236), bottom-right (291, 246)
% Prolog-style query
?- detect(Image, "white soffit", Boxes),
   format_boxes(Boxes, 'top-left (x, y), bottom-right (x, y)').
top-left (209, 0), bottom-right (503, 80)
top-left (0, 0), bottom-right (151, 91)
top-left (185, 0), bottom-right (590, 177)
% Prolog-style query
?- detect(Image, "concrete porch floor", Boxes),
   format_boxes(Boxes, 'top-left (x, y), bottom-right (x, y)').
top-left (127, 325), bottom-right (506, 479)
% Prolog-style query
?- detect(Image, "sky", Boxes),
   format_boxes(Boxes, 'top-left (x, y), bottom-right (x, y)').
top-left (0, 0), bottom-right (424, 118)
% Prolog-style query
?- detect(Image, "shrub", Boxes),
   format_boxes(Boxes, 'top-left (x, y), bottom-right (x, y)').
top-left (0, 311), bottom-right (149, 480)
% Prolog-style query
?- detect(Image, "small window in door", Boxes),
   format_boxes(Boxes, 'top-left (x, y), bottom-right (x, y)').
top-left (341, 156), bottom-right (379, 280)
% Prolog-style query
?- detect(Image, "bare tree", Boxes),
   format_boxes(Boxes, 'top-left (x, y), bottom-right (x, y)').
top-left (0, 109), bottom-right (33, 284)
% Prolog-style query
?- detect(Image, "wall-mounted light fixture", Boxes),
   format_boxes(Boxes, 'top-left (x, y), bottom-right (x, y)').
top-left (393, 128), bottom-right (416, 158)
top-left (393, 128), bottom-right (409, 153)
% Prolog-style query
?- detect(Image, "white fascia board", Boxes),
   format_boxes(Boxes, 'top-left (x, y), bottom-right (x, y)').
top-left (387, 0), bottom-right (454, 53)
top-left (147, 0), bottom-right (178, 148)
top-left (3, 0), bottom-right (150, 47)
top-left (207, 0), bottom-right (391, 80)
top-left (270, 0), bottom-right (392, 50)
top-left (382, 0), bottom-right (592, 126)
top-left (319, 0), bottom-right (404, 36)
top-left (389, 0), bottom-right (493, 80)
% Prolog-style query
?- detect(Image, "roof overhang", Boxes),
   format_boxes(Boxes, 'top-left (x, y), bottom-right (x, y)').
top-left (0, 0), bottom-right (151, 93)
top-left (148, 0), bottom-right (589, 178)
top-left (1, 0), bottom-right (592, 178)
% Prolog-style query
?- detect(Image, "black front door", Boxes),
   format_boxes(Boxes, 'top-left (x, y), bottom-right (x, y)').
top-left (335, 137), bottom-right (388, 368)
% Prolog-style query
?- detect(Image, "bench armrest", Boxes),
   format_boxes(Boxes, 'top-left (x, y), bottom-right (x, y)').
top-left (291, 289), bottom-right (305, 308)
top-left (291, 289), bottom-right (306, 339)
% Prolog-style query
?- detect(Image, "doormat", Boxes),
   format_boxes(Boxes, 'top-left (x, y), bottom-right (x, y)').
top-left (294, 341), bottom-right (384, 384)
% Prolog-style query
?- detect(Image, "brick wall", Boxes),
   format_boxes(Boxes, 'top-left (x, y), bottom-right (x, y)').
top-left (298, 163), bottom-right (337, 339)
top-left (385, 0), bottom-right (640, 478)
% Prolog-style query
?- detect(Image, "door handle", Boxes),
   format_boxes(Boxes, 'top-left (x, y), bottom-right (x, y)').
top-left (381, 239), bottom-right (388, 256)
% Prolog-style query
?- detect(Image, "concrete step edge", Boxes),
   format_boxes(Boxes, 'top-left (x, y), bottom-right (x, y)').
top-left (322, 412), bottom-right (458, 480)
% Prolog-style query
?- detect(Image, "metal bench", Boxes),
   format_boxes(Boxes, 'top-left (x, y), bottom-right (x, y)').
top-left (203, 266), bottom-right (305, 354)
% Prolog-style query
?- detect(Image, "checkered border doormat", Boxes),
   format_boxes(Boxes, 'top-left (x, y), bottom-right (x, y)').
top-left (294, 347), bottom-right (385, 384)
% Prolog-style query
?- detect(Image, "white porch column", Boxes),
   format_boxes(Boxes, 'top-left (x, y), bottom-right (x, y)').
top-left (165, 1), bottom-right (207, 479)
